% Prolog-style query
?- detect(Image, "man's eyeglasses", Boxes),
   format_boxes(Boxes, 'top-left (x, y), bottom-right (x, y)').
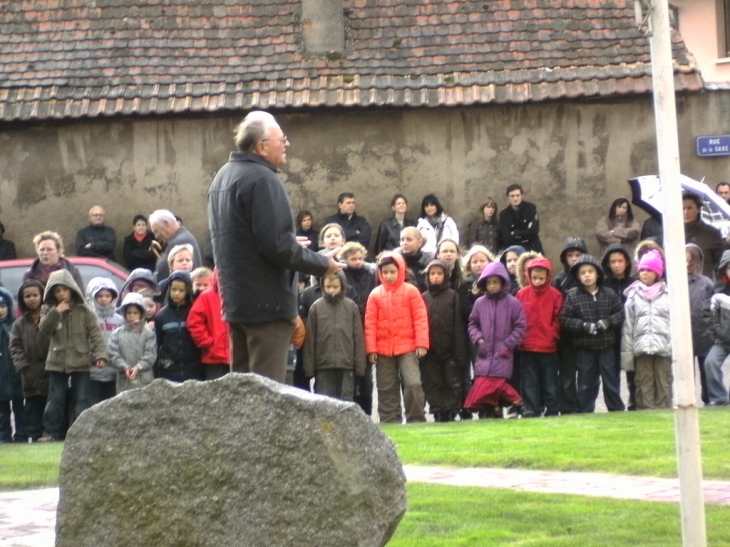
top-left (263, 136), bottom-right (288, 144)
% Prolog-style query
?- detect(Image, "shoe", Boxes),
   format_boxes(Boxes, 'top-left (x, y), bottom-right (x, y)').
top-left (492, 406), bottom-right (503, 419)
top-left (505, 406), bottom-right (520, 419)
top-left (521, 408), bottom-right (536, 418)
top-left (37, 436), bottom-right (59, 443)
top-left (459, 409), bottom-right (473, 421)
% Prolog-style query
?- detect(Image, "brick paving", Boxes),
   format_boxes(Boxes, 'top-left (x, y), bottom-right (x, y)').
top-left (3, 467), bottom-right (730, 547)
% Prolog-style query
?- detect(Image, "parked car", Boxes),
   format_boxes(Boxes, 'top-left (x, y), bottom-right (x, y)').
top-left (0, 257), bottom-right (129, 301)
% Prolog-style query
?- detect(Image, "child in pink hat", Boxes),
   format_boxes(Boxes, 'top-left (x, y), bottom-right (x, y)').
top-left (620, 249), bottom-right (672, 409)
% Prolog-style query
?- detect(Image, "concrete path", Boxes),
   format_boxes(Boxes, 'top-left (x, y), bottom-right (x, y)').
top-left (3, 468), bottom-right (730, 547)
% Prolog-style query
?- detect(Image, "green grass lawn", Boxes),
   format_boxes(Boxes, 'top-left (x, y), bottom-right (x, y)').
top-left (0, 442), bottom-right (64, 490)
top-left (382, 408), bottom-right (730, 479)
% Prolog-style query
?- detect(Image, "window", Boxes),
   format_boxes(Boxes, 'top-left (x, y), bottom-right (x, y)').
top-left (719, 0), bottom-right (730, 57)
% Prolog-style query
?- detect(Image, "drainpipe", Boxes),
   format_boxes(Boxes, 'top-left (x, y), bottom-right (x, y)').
top-left (301, 0), bottom-right (345, 56)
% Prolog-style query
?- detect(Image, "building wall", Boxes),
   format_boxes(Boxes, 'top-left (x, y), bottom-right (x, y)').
top-left (674, 0), bottom-right (730, 83)
top-left (0, 91), bottom-right (729, 269)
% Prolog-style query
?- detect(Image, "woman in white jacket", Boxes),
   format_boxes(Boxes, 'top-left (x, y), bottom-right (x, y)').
top-left (417, 194), bottom-right (459, 255)
top-left (621, 249), bottom-right (672, 410)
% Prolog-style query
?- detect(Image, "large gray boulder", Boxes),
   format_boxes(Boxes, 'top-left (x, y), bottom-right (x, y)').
top-left (56, 373), bottom-right (406, 547)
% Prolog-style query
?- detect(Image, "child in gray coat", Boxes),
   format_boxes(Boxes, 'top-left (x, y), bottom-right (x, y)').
top-left (108, 293), bottom-right (157, 393)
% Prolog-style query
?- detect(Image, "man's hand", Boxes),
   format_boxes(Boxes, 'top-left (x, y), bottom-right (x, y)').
top-left (295, 236), bottom-right (311, 248)
top-left (95, 358), bottom-right (107, 368)
top-left (322, 248), bottom-right (345, 275)
top-left (416, 347), bottom-right (427, 358)
top-left (368, 353), bottom-right (378, 364)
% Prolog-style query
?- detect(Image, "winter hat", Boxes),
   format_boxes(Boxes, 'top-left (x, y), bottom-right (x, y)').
top-left (637, 249), bottom-right (664, 278)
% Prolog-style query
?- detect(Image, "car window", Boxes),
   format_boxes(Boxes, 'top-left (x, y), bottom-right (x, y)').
top-left (0, 266), bottom-right (27, 300)
top-left (77, 265), bottom-right (126, 293)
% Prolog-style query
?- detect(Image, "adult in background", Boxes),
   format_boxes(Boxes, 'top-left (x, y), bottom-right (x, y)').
top-left (23, 231), bottom-right (84, 290)
top-left (466, 198), bottom-right (500, 256)
top-left (683, 192), bottom-right (725, 278)
top-left (325, 192), bottom-right (372, 248)
top-left (0, 222), bottom-right (16, 260)
top-left (375, 194), bottom-right (417, 255)
top-left (416, 193), bottom-right (459, 255)
top-left (296, 210), bottom-right (319, 253)
top-left (595, 197), bottom-right (642, 258)
top-left (122, 214), bottom-right (158, 272)
top-left (149, 209), bottom-right (201, 280)
top-left (208, 111), bottom-right (340, 382)
top-left (716, 182), bottom-right (730, 204)
top-left (75, 205), bottom-right (116, 261)
top-left (498, 184), bottom-right (543, 254)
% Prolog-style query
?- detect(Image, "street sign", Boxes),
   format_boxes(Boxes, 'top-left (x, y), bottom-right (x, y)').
top-left (696, 135), bottom-right (730, 157)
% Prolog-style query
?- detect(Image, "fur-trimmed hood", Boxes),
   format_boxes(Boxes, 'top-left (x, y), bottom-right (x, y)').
top-left (515, 251), bottom-right (545, 289)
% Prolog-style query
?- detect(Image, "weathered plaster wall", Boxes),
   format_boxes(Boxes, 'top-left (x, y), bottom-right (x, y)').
top-left (0, 92), bottom-right (728, 268)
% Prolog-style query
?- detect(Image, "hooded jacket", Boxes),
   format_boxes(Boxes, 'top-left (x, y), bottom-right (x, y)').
top-left (552, 237), bottom-right (588, 294)
top-left (499, 245), bottom-right (526, 295)
top-left (119, 268), bottom-right (158, 302)
top-left (704, 250), bottom-right (730, 347)
top-left (468, 262), bottom-right (526, 379)
top-left (9, 280), bottom-right (50, 398)
top-left (515, 251), bottom-right (544, 290)
top-left (86, 277), bottom-right (124, 382)
top-left (516, 257), bottom-right (564, 353)
top-left (422, 261), bottom-right (466, 361)
top-left (108, 293), bottom-right (157, 392)
top-left (304, 270), bottom-right (366, 377)
top-left (39, 269), bottom-right (107, 373)
top-left (187, 271), bottom-right (231, 365)
top-left (621, 279), bottom-right (671, 371)
top-left (154, 270), bottom-right (202, 380)
top-left (559, 254), bottom-right (624, 350)
top-left (0, 286), bottom-right (23, 401)
top-left (365, 253), bottom-right (429, 356)
top-left (601, 243), bottom-right (634, 302)
top-left (686, 244), bottom-right (714, 356)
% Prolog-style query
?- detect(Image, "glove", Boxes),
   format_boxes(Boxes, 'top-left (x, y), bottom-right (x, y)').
top-left (583, 322), bottom-right (597, 335)
top-left (596, 319), bottom-right (609, 332)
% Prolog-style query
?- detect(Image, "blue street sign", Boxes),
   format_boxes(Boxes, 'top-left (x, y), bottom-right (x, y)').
top-left (697, 135), bottom-right (730, 157)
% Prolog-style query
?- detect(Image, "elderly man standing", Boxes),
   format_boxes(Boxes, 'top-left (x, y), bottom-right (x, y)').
top-left (208, 111), bottom-right (340, 382)
top-left (149, 209), bottom-right (202, 280)
top-left (75, 206), bottom-right (117, 261)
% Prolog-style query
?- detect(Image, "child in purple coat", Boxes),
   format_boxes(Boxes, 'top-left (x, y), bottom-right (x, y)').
top-left (464, 261), bottom-right (529, 418)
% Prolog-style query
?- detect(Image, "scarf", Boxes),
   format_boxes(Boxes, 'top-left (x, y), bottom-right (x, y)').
top-left (625, 279), bottom-right (666, 301)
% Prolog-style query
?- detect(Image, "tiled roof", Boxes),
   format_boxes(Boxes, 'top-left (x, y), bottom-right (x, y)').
top-left (0, 0), bottom-right (703, 122)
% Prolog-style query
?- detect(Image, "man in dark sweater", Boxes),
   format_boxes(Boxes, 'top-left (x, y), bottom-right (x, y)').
top-left (325, 192), bottom-right (372, 249)
top-left (498, 184), bottom-right (543, 253)
top-left (75, 206), bottom-right (116, 261)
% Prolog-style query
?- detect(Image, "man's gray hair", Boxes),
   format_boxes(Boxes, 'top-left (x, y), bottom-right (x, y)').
top-left (234, 111), bottom-right (278, 152)
top-left (149, 209), bottom-right (177, 226)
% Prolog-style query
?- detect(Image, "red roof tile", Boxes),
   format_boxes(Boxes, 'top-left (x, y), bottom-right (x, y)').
top-left (0, 0), bottom-right (703, 121)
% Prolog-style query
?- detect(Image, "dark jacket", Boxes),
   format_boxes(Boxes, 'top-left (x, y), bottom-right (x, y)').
top-left (466, 219), bottom-right (499, 255)
top-left (23, 256), bottom-right (84, 290)
top-left (156, 226), bottom-right (202, 280)
top-left (295, 227), bottom-right (320, 253)
top-left (559, 255), bottom-right (624, 351)
top-left (375, 217), bottom-right (417, 254)
top-left (468, 262), bottom-right (526, 379)
top-left (458, 273), bottom-right (480, 324)
top-left (325, 211), bottom-right (373, 248)
top-left (498, 201), bottom-right (543, 253)
top-left (396, 248), bottom-right (433, 293)
top-left (0, 286), bottom-right (23, 401)
top-left (303, 270), bottom-right (366, 377)
top-left (704, 250), bottom-right (730, 347)
top-left (0, 237), bottom-right (16, 260)
top-left (76, 224), bottom-right (117, 261)
top-left (342, 264), bottom-right (377, 317)
top-left (423, 262), bottom-right (466, 362)
top-left (552, 237), bottom-right (588, 294)
top-left (154, 271), bottom-right (202, 380)
top-left (640, 216), bottom-right (663, 246)
top-left (686, 244), bottom-right (714, 356)
top-left (298, 282), bottom-right (359, 322)
top-left (208, 152), bottom-right (329, 323)
top-left (684, 219), bottom-right (725, 278)
top-left (9, 280), bottom-right (50, 398)
top-left (122, 230), bottom-right (158, 271)
top-left (601, 244), bottom-right (635, 302)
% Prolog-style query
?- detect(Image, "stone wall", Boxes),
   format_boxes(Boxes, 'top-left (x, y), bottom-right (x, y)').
top-left (1, 91), bottom-right (728, 266)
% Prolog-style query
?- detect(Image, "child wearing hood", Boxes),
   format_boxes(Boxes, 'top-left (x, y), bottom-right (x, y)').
top-left (498, 245), bottom-right (525, 296)
top-left (516, 257), bottom-right (563, 417)
top-left (188, 270), bottom-right (230, 381)
top-left (464, 261), bottom-right (527, 418)
top-left (304, 270), bottom-right (366, 401)
top-left (0, 286), bottom-right (26, 443)
top-left (108, 293), bottom-right (157, 392)
top-left (87, 277), bottom-right (124, 404)
top-left (685, 243), bottom-right (714, 404)
top-left (559, 255), bottom-right (625, 413)
top-left (365, 253), bottom-right (429, 423)
top-left (154, 270), bottom-right (203, 382)
top-left (421, 260), bottom-right (466, 422)
top-left (38, 269), bottom-right (107, 442)
top-left (621, 250), bottom-right (672, 409)
top-left (10, 280), bottom-right (50, 442)
top-left (702, 249), bottom-right (730, 406)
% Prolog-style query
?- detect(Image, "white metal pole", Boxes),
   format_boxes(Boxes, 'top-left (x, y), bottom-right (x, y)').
top-left (647, 1), bottom-right (707, 545)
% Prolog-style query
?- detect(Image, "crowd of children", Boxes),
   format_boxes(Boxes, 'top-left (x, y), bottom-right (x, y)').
top-left (2, 188), bottom-right (730, 440)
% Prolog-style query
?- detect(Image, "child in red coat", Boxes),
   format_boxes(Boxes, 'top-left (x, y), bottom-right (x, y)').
top-left (188, 270), bottom-right (230, 380)
top-left (365, 253), bottom-right (429, 424)
top-left (515, 257), bottom-right (564, 416)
